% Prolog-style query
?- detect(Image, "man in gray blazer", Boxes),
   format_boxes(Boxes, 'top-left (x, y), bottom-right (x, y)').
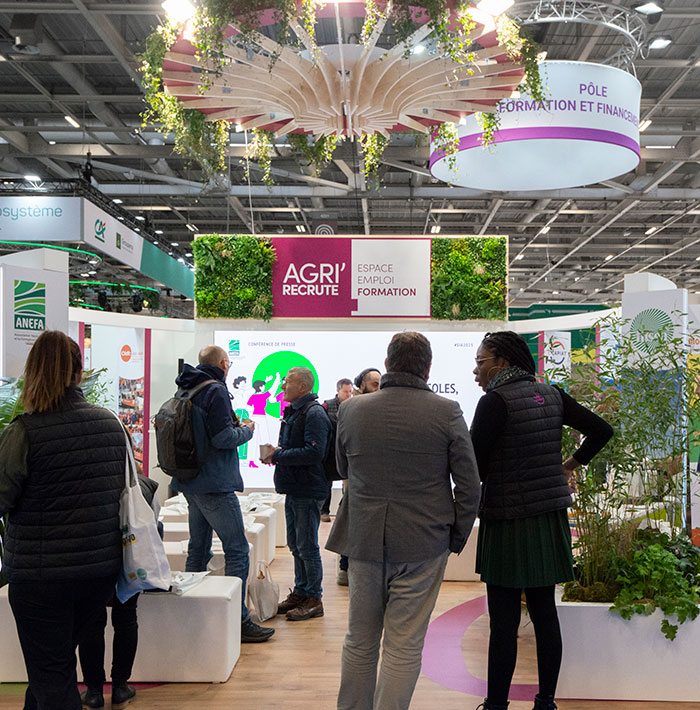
top-left (326, 331), bottom-right (481, 710)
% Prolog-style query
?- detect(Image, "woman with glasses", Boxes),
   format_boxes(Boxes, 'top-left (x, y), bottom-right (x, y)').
top-left (470, 331), bottom-right (613, 710)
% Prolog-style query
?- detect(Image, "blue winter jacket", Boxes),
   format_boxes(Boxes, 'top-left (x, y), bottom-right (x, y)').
top-left (272, 392), bottom-right (331, 499)
top-left (173, 363), bottom-right (253, 494)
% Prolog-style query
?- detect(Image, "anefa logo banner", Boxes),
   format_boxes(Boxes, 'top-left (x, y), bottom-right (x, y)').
top-left (271, 237), bottom-right (431, 317)
top-left (0, 263), bottom-right (68, 378)
top-left (14, 280), bottom-right (46, 331)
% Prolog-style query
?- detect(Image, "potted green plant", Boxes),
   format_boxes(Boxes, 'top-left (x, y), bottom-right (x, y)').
top-left (543, 313), bottom-right (700, 700)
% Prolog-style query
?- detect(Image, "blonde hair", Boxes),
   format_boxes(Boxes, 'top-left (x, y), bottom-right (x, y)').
top-left (22, 331), bottom-right (83, 413)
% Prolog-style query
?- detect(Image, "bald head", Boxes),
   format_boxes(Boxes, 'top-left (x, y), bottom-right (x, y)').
top-left (282, 366), bottom-right (315, 403)
top-left (199, 345), bottom-right (228, 369)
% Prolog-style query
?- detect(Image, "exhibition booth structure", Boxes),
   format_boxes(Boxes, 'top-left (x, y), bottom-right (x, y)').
top-left (3, 238), bottom-right (700, 697)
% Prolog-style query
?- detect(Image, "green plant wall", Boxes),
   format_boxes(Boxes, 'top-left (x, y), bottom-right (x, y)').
top-left (193, 234), bottom-right (275, 320)
top-left (431, 237), bottom-right (507, 320)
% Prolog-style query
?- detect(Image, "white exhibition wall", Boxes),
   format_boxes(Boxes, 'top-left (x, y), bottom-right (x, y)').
top-left (213, 329), bottom-right (485, 489)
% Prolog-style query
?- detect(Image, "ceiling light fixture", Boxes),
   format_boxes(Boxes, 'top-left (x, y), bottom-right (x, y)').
top-left (633, 1), bottom-right (663, 16)
top-left (515, 254), bottom-right (524, 261)
top-left (639, 119), bottom-right (652, 132)
top-left (605, 254), bottom-right (614, 261)
top-left (64, 115), bottom-right (80, 128)
top-left (540, 226), bottom-right (551, 234)
top-left (430, 224), bottom-right (442, 234)
top-left (185, 223), bottom-right (197, 232)
top-left (645, 226), bottom-right (657, 235)
top-left (48, 140), bottom-right (56, 145)
top-left (649, 36), bottom-right (672, 50)
top-left (161, 0), bottom-right (195, 23)
top-left (24, 174), bottom-right (41, 182)
top-left (185, 252), bottom-right (193, 257)
top-left (113, 198), bottom-right (123, 204)
top-left (171, 242), bottom-right (179, 246)
top-left (155, 229), bottom-right (164, 235)
top-left (412, 44), bottom-right (426, 55)
top-left (295, 224), bottom-right (306, 233)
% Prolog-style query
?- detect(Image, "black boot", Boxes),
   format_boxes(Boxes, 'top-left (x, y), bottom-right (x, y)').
top-left (80, 688), bottom-right (104, 709)
top-left (476, 701), bottom-right (510, 710)
top-left (111, 684), bottom-right (136, 710)
top-left (533, 694), bottom-right (557, 710)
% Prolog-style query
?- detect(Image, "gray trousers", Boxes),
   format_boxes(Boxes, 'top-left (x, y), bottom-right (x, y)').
top-left (337, 550), bottom-right (449, 710)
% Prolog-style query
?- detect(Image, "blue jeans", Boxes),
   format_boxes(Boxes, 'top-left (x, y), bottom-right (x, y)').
top-left (183, 491), bottom-right (250, 623)
top-left (285, 495), bottom-right (324, 599)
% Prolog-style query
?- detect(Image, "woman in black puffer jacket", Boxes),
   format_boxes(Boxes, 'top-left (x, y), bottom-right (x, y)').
top-left (0, 330), bottom-right (126, 710)
top-left (470, 331), bottom-right (613, 710)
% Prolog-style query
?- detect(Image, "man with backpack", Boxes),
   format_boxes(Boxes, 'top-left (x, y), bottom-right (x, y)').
top-left (260, 367), bottom-right (331, 622)
top-left (173, 345), bottom-right (275, 643)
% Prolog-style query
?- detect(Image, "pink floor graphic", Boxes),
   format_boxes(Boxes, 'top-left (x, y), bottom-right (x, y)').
top-left (421, 595), bottom-right (538, 701)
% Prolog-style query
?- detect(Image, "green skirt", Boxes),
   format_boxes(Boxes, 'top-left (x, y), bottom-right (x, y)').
top-left (476, 509), bottom-right (574, 588)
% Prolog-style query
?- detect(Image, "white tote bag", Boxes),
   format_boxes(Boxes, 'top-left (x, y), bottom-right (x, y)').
top-left (116, 426), bottom-right (171, 603)
top-left (248, 560), bottom-right (280, 622)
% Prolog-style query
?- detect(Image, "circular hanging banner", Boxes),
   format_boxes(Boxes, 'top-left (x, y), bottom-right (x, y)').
top-left (430, 61), bottom-right (641, 191)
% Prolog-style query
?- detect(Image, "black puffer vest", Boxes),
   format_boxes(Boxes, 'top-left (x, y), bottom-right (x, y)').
top-left (324, 396), bottom-right (340, 424)
top-left (480, 378), bottom-right (572, 520)
top-left (2, 388), bottom-right (126, 582)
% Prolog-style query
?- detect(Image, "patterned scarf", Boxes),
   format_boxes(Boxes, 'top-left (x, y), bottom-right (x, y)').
top-left (486, 365), bottom-right (535, 392)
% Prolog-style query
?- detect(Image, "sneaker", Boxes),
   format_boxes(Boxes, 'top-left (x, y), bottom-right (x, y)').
top-left (320, 513), bottom-right (331, 522)
top-left (286, 597), bottom-right (324, 621)
top-left (241, 618), bottom-right (275, 643)
top-left (80, 688), bottom-right (104, 709)
top-left (111, 684), bottom-right (136, 710)
top-left (277, 589), bottom-right (307, 614)
top-left (337, 569), bottom-right (348, 586)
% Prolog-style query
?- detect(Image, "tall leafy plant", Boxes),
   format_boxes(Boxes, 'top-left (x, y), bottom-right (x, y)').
top-left (554, 314), bottom-right (700, 638)
top-left (193, 234), bottom-right (276, 320)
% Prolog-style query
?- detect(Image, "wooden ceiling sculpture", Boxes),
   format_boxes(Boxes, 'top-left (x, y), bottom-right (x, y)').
top-left (161, 3), bottom-right (527, 139)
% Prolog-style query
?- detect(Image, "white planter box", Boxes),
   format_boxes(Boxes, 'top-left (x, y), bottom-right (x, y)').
top-left (557, 589), bottom-right (700, 701)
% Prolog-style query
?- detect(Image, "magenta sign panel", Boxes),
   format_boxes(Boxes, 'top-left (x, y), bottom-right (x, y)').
top-left (271, 237), bottom-right (357, 317)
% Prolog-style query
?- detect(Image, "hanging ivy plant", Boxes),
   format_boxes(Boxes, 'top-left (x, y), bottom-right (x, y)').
top-left (496, 15), bottom-right (545, 103)
top-left (244, 128), bottom-right (275, 187)
top-left (141, 18), bottom-right (229, 176)
top-left (433, 122), bottom-right (460, 173)
top-left (374, 0), bottom-right (477, 68)
top-left (473, 17), bottom-right (544, 147)
top-left (476, 111), bottom-right (501, 147)
top-left (360, 133), bottom-right (389, 187)
top-left (361, 0), bottom-right (385, 44)
top-left (288, 133), bottom-right (342, 176)
top-left (193, 234), bottom-right (276, 320)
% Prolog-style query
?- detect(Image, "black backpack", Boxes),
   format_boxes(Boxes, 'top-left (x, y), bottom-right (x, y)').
top-left (298, 401), bottom-right (340, 482)
top-left (153, 379), bottom-right (216, 482)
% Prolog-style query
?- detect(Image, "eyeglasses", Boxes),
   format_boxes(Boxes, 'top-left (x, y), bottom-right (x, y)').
top-left (475, 356), bottom-right (496, 366)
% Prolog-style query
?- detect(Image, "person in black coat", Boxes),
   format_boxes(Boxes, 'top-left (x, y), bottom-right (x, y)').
top-left (470, 331), bottom-right (613, 710)
top-left (77, 471), bottom-right (161, 710)
top-left (0, 331), bottom-right (125, 710)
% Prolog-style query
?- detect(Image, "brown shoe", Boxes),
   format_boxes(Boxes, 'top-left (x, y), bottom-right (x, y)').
top-left (286, 597), bottom-right (324, 621)
top-left (277, 589), bottom-right (307, 615)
